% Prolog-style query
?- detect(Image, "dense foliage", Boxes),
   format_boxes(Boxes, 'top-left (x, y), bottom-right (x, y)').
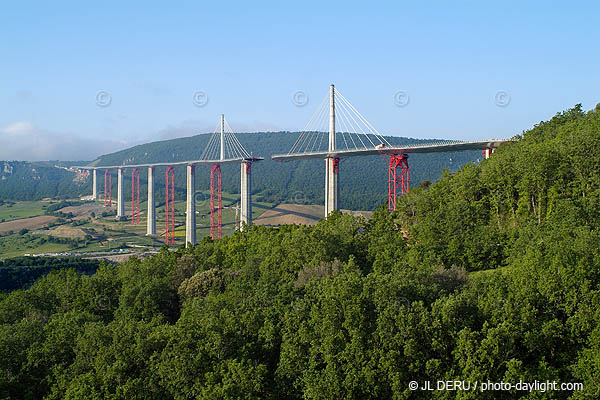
top-left (1, 104), bottom-right (600, 399)
top-left (0, 257), bottom-right (101, 292)
top-left (1, 134), bottom-right (479, 210)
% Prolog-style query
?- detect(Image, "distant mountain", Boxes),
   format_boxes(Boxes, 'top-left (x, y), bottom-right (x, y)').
top-left (0, 132), bottom-right (481, 210)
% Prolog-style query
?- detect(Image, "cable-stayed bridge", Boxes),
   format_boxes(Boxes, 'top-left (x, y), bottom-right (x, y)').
top-left (74, 85), bottom-right (507, 245)
top-left (272, 85), bottom-right (506, 213)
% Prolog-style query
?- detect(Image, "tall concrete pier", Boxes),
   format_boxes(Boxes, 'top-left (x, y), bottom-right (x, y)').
top-left (325, 84), bottom-right (338, 217)
top-left (146, 166), bottom-right (155, 235)
top-left (92, 169), bottom-right (97, 200)
top-left (117, 168), bottom-right (124, 218)
top-left (240, 161), bottom-right (252, 230)
top-left (185, 165), bottom-right (196, 246)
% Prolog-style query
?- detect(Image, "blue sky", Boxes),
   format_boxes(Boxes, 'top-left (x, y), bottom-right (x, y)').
top-left (1, 1), bottom-right (599, 160)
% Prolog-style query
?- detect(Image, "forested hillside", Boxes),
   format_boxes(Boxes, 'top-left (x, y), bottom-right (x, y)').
top-left (0, 133), bottom-right (480, 210)
top-left (2, 104), bottom-right (600, 399)
top-left (0, 162), bottom-right (87, 201)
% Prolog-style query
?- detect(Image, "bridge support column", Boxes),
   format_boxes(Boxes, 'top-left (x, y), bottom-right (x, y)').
top-left (325, 157), bottom-right (339, 217)
top-left (240, 161), bottom-right (252, 230)
top-left (92, 169), bottom-right (97, 200)
top-left (186, 165), bottom-right (196, 247)
top-left (146, 167), bottom-right (156, 235)
top-left (117, 168), bottom-right (124, 218)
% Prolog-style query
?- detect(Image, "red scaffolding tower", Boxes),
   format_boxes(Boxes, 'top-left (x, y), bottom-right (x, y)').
top-left (383, 154), bottom-right (409, 211)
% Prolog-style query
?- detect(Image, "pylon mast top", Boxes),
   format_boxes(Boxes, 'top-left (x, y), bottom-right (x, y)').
top-left (220, 114), bottom-right (225, 161)
top-left (329, 84), bottom-right (335, 152)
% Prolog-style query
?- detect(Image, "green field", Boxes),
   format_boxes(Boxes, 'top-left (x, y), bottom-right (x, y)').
top-left (0, 193), bottom-right (276, 258)
top-left (0, 233), bottom-right (73, 258)
top-left (0, 201), bottom-right (47, 222)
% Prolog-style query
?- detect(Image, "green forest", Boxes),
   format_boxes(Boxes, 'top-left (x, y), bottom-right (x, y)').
top-left (1, 104), bottom-right (600, 399)
top-left (0, 256), bottom-right (101, 293)
top-left (0, 133), bottom-right (480, 210)
top-left (0, 162), bottom-right (87, 201)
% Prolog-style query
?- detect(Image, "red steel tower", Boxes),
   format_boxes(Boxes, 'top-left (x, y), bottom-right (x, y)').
top-left (383, 154), bottom-right (409, 211)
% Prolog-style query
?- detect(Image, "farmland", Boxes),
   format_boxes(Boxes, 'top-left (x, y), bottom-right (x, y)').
top-left (0, 194), bottom-right (279, 259)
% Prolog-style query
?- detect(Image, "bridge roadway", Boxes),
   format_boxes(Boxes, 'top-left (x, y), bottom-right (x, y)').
top-left (74, 156), bottom-right (264, 170)
top-left (271, 140), bottom-right (506, 161)
top-left (272, 138), bottom-right (508, 215)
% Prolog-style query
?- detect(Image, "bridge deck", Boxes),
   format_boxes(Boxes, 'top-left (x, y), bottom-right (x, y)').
top-left (271, 140), bottom-right (508, 161)
top-left (74, 157), bottom-right (264, 170)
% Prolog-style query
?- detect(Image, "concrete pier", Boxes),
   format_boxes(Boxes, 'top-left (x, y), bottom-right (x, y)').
top-left (117, 168), bottom-right (124, 218)
top-left (325, 84), bottom-right (338, 217)
top-left (325, 158), bottom-right (339, 216)
top-left (146, 166), bottom-right (155, 235)
top-left (240, 161), bottom-right (252, 230)
top-left (185, 164), bottom-right (196, 246)
top-left (92, 169), bottom-right (97, 200)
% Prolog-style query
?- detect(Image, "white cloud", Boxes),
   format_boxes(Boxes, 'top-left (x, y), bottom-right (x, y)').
top-left (0, 119), bottom-right (285, 162)
top-left (0, 121), bottom-right (125, 161)
top-left (3, 121), bottom-right (35, 136)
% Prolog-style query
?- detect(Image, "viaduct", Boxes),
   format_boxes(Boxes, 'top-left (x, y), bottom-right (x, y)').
top-left (76, 85), bottom-right (506, 247)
